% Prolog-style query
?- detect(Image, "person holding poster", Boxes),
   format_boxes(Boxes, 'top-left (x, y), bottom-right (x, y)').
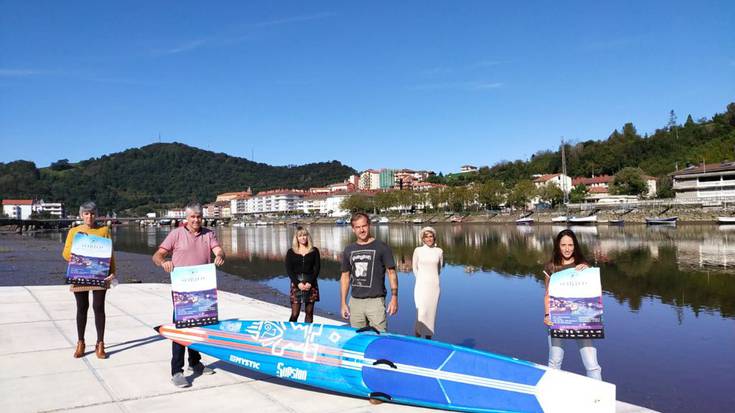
top-left (543, 229), bottom-right (603, 380)
top-left (62, 201), bottom-right (116, 359)
top-left (285, 226), bottom-right (320, 323)
top-left (152, 203), bottom-right (225, 388)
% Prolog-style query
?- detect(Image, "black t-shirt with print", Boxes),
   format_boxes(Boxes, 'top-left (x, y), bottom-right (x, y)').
top-left (341, 239), bottom-right (396, 298)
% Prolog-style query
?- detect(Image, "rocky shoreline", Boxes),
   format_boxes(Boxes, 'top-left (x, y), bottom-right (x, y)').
top-left (239, 204), bottom-right (735, 226)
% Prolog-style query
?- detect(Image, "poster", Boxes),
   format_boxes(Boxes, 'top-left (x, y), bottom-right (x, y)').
top-left (171, 263), bottom-right (219, 328)
top-left (549, 267), bottom-right (604, 339)
top-left (65, 233), bottom-right (112, 287)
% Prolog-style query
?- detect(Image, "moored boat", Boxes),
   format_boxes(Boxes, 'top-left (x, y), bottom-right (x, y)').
top-left (717, 216), bottom-right (735, 224)
top-left (645, 216), bottom-right (678, 225)
top-left (515, 217), bottom-right (534, 225)
top-left (568, 215), bottom-right (597, 225)
top-left (607, 219), bottom-right (624, 226)
top-left (551, 216), bottom-right (569, 223)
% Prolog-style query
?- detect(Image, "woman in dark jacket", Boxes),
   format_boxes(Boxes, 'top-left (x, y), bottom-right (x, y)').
top-left (285, 226), bottom-right (320, 323)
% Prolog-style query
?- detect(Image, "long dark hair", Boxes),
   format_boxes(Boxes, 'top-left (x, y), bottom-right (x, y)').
top-left (551, 229), bottom-right (587, 266)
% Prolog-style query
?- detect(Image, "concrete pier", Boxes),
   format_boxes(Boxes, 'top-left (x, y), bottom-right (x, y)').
top-left (0, 284), bottom-right (656, 412)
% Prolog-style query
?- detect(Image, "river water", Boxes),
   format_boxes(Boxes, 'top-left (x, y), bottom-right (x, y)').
top-left (106, 223), bottom-right (735, 412)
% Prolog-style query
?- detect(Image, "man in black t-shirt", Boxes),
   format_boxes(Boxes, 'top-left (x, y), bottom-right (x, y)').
top-left (340, 212), bottom-right (398, 332)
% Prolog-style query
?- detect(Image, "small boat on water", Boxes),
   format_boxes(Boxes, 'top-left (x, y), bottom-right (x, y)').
top-left (515, 217), bottom-right (534, 225)
top-left (551, 216), bottom-right (569, 223)
top-left (411, 218), bottom-right (424, 224)
top-left (568, 215), bottom-right (598, 225)
top-left (335, 218), bottom-right (347, 225)
top-left (645, 216), bottom-right (678, 225)
top-left (717, 216), bottom-right (735, 224)
top-left (449, 215), bottom-right (463, 223)
top-left (376, 216), bottom-right (390, 225)
top-left (255, 221), bottom-right (269, 226)
top-left (608, 219), bottom-right (625, 226)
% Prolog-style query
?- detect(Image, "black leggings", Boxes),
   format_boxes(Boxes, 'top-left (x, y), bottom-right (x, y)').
top-left (289, 302), bottom-right (315, 323)
top-left (74, 290), bottom-right (107, 342)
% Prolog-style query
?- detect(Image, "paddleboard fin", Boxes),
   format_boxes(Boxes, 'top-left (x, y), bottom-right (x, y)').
top-left (356, 326), bottom-right (380, 334)
top-left (372, 359), bottom-right (397, 369)
top-left (369, 392), bottom-right (392, 401)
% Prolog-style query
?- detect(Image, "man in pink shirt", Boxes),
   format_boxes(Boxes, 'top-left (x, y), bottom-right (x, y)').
top-left (152, 203), bottom-right (225, 388)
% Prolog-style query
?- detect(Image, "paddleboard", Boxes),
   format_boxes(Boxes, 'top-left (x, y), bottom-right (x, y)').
top-left (156, 320), bottom-right (615, 412)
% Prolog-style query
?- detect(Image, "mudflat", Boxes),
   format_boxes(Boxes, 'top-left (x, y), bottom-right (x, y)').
top-left (0, 232), bottom-right (292, 308)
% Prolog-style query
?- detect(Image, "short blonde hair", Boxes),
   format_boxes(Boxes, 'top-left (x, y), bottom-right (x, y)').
top-left (419, 226), bottom-right (437, 246)
top-left (292, 226), bottom-right (314, 252)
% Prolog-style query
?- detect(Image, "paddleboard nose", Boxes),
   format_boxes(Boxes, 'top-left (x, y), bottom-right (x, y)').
top-left (154, 325), bottom-right (161, 333)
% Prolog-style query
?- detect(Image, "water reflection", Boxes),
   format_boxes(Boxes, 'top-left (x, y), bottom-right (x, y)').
top-left (110, 223), bottom-right (735, 318)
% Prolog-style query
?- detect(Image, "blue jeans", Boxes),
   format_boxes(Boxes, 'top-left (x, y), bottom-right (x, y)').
top-left (547, 334), bottom-right (602, 380)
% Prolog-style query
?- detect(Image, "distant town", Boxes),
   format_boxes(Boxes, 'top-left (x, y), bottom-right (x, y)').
top-left (3, 162), bottom-right (732, 220)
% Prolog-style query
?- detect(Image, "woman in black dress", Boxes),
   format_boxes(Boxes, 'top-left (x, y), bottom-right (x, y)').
top-left (285, 226), bottom-right (320, 323)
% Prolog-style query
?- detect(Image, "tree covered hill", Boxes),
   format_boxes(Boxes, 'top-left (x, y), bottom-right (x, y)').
top-left (432, 103), bottom-right (735, 187)
top-left (0, 143), bottom-right (356, 215)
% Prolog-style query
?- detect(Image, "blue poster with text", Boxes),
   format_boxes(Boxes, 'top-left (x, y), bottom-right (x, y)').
top-left (549, 267), bottom-right (604, 339)
top-left (65, 233), bottom-right (112, 287)
top-left (171, 263), bottom-right (219, 328)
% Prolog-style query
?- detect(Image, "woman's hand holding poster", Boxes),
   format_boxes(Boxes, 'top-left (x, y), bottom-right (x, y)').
top-left (549, 267), bottom-right (604, 339)
top-left (171, 263), bottom-right (219, 328)
top-left (66, 233), bottom-right (112, 287)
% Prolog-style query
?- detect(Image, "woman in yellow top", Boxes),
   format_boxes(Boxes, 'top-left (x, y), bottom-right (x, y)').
top-left (62, 201), bottom-right (116, 359)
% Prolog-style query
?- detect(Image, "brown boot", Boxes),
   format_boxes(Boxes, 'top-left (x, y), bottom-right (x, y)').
top-left (95, 341), bottom-right (107, 359)
top-left (73, 340), bottom-right (85, 358)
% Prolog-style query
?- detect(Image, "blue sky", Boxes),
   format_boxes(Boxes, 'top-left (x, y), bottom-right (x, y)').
top-left (1, 1), bottom-right (733, 174)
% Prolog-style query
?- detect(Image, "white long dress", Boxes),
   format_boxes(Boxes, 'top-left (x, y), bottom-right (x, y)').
top-left (412, 244), bottom-right (443, 336)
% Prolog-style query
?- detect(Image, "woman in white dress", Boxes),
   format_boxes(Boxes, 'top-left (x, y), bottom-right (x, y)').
top-left (412, 226), bottom-right (443, 339)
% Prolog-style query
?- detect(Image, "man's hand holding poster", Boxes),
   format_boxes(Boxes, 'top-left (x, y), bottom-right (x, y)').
top-left (549, 267), bottom-right (604, 339)
top-left (171, 263), bottom-right (219, 328)
top-left (66, 233), bottom-right (112, 287)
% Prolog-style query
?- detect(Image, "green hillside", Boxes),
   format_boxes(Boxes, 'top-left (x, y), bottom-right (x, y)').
top-left (0, 143), bottom-right (356, 215)
top-left (431, 102), bottom-right (735, 187)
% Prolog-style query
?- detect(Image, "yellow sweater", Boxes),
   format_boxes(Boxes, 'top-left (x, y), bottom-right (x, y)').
top-left (62, 225), bottom-right (116, 274)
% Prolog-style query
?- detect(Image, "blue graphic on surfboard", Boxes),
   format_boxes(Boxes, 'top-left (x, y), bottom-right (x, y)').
top-left (156, 320), bottom-right (615, 412)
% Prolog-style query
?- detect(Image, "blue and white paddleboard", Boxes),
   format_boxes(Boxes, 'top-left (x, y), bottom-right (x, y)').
top-left (156, 320), bottom-right (615, 412)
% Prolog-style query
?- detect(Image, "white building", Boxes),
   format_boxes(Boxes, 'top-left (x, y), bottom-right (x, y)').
top-left (2, 199), bottom-right (35, 219)
top-left (359, 170), bottom-right (381, 190)
top-left (460, 165), bottom-right (478, 174)
top-left (301, 194), bottom-right (327, 215)
top-left (243, 190), bottom-right (306, 214)
top-left (533, 173), bottom-right (573, 194)
top-left (324, 193), bottom-right (351, 217)
top-left (328, 182), bottom-right (355, 192)
top-left (572, 174), bottom-right (656, 201)
top-left (230, 196), bottom-right (251, 216)
top-left (672, 162), bottom-right (735, 201)
top-left (165, 209), bottom-right (186, 219)
top-left (308, 187), bottom-right (331, 194)
top-left (39, 201), bottom-right (64, 217)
